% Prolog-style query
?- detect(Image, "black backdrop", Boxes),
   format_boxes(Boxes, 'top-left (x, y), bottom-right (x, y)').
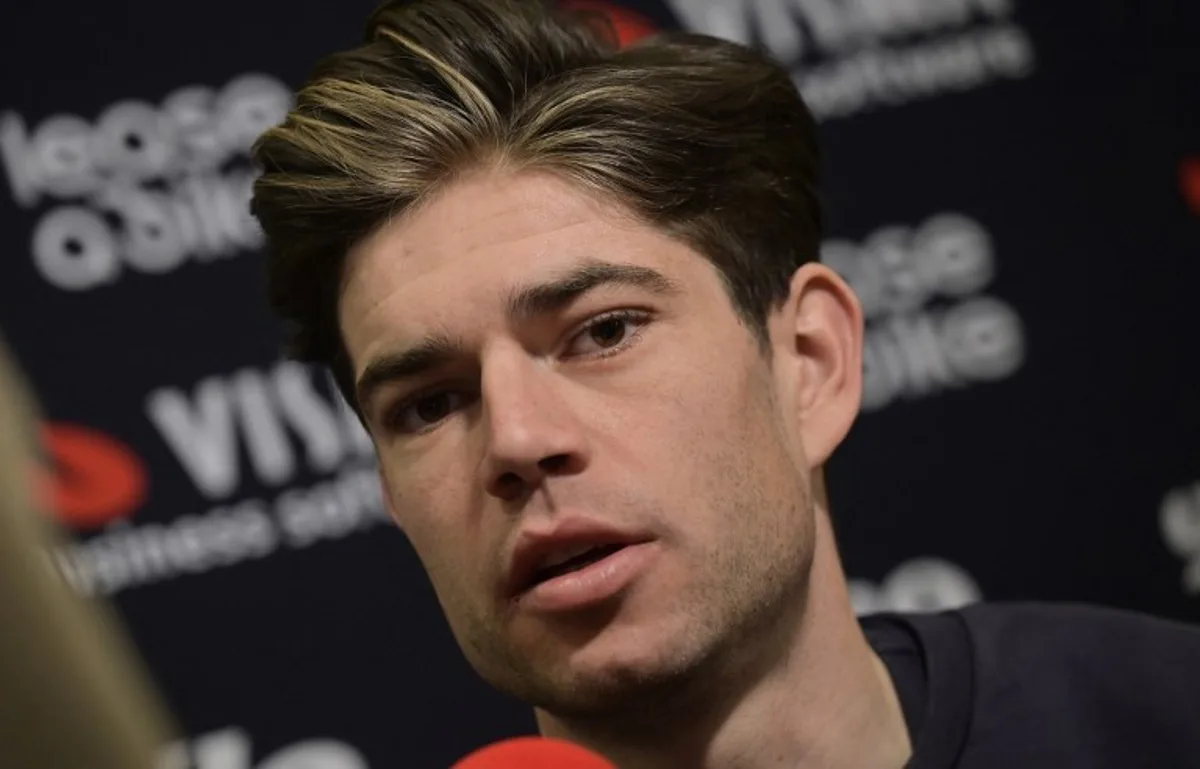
top-left (1, 1), bottom-right (1197, 766)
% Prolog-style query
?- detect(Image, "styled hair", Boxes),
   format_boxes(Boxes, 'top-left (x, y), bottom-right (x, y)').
top-left (251, 0), bottom-right (822, 408)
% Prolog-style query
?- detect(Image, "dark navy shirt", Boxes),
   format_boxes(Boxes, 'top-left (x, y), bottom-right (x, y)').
top-left (862, 603), bottom-right (1200, 769)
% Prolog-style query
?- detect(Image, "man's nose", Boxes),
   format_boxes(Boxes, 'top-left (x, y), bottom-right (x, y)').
top-left (477, 352), bottom-right (590, 502)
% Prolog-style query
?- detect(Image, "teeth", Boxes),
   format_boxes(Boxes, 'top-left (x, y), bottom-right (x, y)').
top-left (540, 543), bottom-right (599, 569)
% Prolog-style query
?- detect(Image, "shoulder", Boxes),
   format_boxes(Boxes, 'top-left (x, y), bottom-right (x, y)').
top-left (950, 602), bottom-right (1200, 761)
top-left (953, 600), bottom-right (1200, 642)
top-left (952, 601), bottom-right (1200, 675)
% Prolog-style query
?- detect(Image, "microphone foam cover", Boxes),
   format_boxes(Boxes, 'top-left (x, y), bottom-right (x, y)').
top-left (451, 736), bottom-right (617, 769)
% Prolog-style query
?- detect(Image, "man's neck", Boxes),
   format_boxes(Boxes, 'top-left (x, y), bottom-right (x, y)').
top-left (535, 510), bottom-right (913, 769)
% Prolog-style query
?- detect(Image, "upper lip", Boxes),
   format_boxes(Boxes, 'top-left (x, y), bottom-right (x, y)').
top-left (503, 518), bottom-right (652, 598)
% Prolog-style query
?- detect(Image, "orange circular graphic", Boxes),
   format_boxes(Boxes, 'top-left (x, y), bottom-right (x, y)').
top-left (37, 423), bottom-right (148, 529)
top-left (1181, 158), bottom-right (1200, 215)
top-left (559, 0), bottom-right (658, 47)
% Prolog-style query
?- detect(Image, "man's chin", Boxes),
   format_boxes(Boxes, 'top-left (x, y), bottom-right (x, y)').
top-left (524, 650), bottom-right (704, 721)
top-left (499, 605), bottom-right (722, 718)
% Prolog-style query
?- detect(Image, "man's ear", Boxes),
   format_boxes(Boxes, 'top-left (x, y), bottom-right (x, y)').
top-left (767, 262), bottom-right (864, 467)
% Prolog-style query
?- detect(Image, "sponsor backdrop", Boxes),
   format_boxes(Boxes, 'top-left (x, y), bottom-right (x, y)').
top-left (1, 0), bottom-right (1197, 765)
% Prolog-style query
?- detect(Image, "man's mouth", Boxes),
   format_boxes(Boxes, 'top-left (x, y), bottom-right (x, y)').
top-left (528, 543), bottom-right (627, 588)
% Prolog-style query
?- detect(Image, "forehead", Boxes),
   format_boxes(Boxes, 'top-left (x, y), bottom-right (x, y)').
top-left (338, 169), bottom-right (704, 364)
top-left (359, 169), bottom-right (623, 267)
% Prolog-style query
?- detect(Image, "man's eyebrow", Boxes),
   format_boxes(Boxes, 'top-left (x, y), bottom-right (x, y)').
top-left (505, 260), bottom-right (682, 321)
top-left (355, 261), bottom-right (682, 413)
top-left (355, 333), bottom-right (461, 414)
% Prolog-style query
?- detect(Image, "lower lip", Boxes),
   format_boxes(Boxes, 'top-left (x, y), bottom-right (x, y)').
top-left (519, 542), bottom-right (657, 613)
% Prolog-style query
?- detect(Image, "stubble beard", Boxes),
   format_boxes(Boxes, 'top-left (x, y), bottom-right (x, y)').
top-left (474, 367), bottom-right (817, 732)
top-left (519, 505), bottom-right (817, 741)
top-left (514, 474), bottom-right (817, 736)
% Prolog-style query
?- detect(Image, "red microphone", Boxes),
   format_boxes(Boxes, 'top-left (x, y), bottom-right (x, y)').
top-left (451, 736), bottom-right (617, 768)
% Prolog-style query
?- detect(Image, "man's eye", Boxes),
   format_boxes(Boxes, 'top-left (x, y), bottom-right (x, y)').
top-left (566, 311), bottom-right (650, 357)
top-left (386, 391), bottom-right (469, 434)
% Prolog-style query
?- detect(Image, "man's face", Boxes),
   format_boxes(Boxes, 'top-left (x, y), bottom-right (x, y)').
top-left (339, 169), bottom-right (823, 715)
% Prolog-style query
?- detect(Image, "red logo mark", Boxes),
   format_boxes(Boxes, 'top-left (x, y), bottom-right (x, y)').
top-left (37, 423), bottom-right (148, 529)
top-left (560, 1), bottom-right (658, 47)
top-left (1182, 158), bottom-right (1200, 215)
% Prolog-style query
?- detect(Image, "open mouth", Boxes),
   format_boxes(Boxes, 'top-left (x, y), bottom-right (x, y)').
top-left (530, 544), bottom-right (626, 587)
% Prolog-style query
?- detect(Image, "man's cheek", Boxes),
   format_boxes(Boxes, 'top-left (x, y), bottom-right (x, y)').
top-left (398, 518), bottom-right (459, 584)
top-left (422, 535), bottom-right (488, 599)
top-left (426, 561), bottom-right (475, 625)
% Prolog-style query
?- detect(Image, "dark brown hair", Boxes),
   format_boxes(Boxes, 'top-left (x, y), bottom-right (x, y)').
top-left (251, 0), bottom-right (822, 408)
